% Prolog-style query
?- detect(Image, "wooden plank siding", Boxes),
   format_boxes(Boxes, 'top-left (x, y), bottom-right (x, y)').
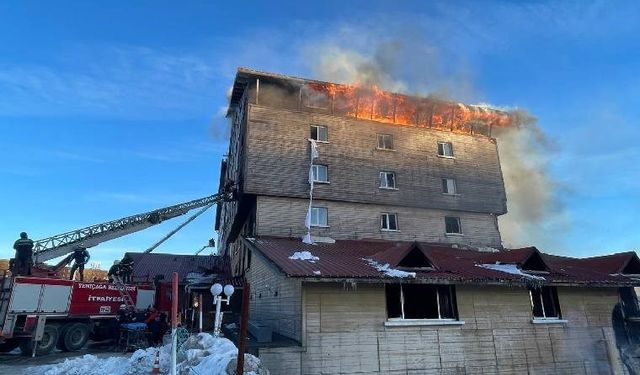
top-left (244, 104), bottom-right (507, 216)
top-left (256, 195), bottom-right (502, 248)
top-left (256, 282), bottom-right (626, 375)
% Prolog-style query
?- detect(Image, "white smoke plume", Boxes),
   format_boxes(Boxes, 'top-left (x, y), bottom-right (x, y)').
top-left (306, 41), bottom-right (566, 249)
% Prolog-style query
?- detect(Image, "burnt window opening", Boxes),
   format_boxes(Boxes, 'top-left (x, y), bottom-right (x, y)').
top-left (529, 286), bottom-right (562, 319)
top-left (398, 247), bottom-right (434, 269)
top-left (377, 134), bottom-right (394, 150)
top-left (386, 284), bottom-right (458, 320)
top-left (445, 216), bottom-right (461, 234)
top-left (310, 125), bottom-right (328, 142)
top-left (622, 257), bottom-right (640, 275)
top-left (521, 252), bottom-right (549, 273)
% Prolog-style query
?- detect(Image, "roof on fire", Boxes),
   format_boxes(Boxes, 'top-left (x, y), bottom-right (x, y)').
top-left (242, 236), bottom-right (640, 287)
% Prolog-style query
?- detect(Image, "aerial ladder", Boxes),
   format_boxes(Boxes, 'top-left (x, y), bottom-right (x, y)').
top-left (31, 188), bottom-right (234, 264)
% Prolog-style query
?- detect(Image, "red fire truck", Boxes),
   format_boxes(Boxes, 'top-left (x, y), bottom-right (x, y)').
top-left (0, 191), bottom-right (231, 355)
top-left (0, 275), bottom-right (154, 355)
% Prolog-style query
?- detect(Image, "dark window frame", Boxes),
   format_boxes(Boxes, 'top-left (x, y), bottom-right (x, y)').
top-left (380, 213), bottom-right (399, 231)
top-left (442, 178), bottom-right (457, 194)
top-left (386, 284), bottom-right (459, 320)
top-left (445, 216), bottom-right (462, 234)
top-left (379, 171), bottom-right (397, 189)
top-left (437, 142), bottom-right (454, 157)
top-left (377, 134), bottom-right (395, 150)
top-left (310, 125), bottom-right (328, 142)
top-left (529, 286), bottom-right (562, 319)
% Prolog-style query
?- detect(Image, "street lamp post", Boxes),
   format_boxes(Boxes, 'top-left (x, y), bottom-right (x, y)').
top-left (210, 283), bottom-right (234, 336)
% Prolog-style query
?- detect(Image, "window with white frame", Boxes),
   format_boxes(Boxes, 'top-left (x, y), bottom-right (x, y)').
top-left (445, 216), bottom-right (461, 234)
top-left (442, 178), bottom-right (457, 194)
top-left (377, 134), bottom-right (394, 150)
top-left (379, 171), bottom-right (397, 189)
top-left (381, 213), bottom-right (399, 231)
top-left (310, 207), bottom-right (328, 227)
top-left (311, 164), bottom-right (328, 183)
top-left (529, 287), bottom-right (562, 320)
top-left (310, 125), bottom-right (328, 142)
top-left (437, 142), bottom-right (454, 157)
top-left (386, 284), bottom-right (459, 320)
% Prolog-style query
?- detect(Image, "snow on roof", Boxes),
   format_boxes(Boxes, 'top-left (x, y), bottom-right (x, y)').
top-left (477, 263), bottom-right (545, 280)
top-left (289, 251), bottom-right (320, 263)
top-left (364, 258), bottom-right (416, 278)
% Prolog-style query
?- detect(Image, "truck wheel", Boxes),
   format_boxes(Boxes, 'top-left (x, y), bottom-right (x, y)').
top-left (19, 325), bottom-right (59, 356)
top-left (61, 322), bottom-right (90, 351)
top-left (0, 339), bottom-right (19, 352)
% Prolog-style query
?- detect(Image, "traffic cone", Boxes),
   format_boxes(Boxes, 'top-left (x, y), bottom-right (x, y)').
top-left (150, 350), bottom-right (161, 374)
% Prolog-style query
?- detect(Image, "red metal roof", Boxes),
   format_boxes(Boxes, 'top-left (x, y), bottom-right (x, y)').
top-left (244, 237), bottom-right (640, 287)
top-left (124, 252), bottom-right (229, 283)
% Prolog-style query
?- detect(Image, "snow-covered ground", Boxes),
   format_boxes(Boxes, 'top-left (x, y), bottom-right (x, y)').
top-left (23, 333), bottom-right (267, 375)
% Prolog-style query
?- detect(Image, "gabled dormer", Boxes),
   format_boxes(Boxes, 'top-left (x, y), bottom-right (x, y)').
top-left (521, 250), bottom-right (551, 274)
top-left (397, 245), bottom-right (436, 271)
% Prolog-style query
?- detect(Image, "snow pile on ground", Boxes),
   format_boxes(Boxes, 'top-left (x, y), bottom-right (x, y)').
top-left (364, 259), bottom-right (416, 278)
top-left (289, 251), bottom-right (319, 262)
top-left (477, 263), bottom-right (545, 280)
top-left (25, 333), bottom-right (268, 375)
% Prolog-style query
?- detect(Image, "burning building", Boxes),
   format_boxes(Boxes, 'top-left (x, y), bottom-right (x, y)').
top-left (216, 68), bottom-right (640, 374)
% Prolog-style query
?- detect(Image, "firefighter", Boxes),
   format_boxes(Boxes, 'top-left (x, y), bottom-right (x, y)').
top-left (120, 255), bottom-right (134, 283)
top-left (69, 247), bottom-right (90, 281)
top-left (107, 260), bottom-right (122, 282)
top-left (12, 232), bottom-right (34, 275)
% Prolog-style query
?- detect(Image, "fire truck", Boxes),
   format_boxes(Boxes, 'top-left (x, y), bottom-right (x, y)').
top-left (0, 190), bottom-right (232, 356)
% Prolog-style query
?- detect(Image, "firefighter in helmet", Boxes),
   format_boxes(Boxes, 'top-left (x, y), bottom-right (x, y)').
top-left (13, 232), bottom-right (34, 275)
top-left (69, 247), bottom-right (90, 281)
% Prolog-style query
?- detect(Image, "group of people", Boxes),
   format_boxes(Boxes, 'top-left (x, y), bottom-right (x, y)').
top-left (11, 232), bottom-right (92, 280)
top-left (107, 255), bottom-right (134, 283)
top-left (115, 304), bottom-right (168, 347)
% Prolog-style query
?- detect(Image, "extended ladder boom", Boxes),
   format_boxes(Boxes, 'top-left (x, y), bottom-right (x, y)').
top-left (33, 191), bottom-right (232, 263)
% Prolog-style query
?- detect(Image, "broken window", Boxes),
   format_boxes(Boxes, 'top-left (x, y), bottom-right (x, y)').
top-left (380, 213), bottom-right (398, 231)
top-left (310, 125), bottom-right (328, 142)
top-left (442, 178), bottom-right (457, 194)
top-left (529, 286), bottom-right (562, 319)
top-left (620, 287), bottom-right (640, 317)
top-left (377, 134), bottom-right (394, 150)
top-left (437, 142), bottom-right (454, 157)
top-left (310, 207), bottom-right (328, 227)
top-left (311, 164), bottom-right (328, 183)
top-left (379, 171), bottom-right (397, 189)
top-left (386, 284), bottom-right (458, 320)
top-left (445, 216), bottom-right (461, 234)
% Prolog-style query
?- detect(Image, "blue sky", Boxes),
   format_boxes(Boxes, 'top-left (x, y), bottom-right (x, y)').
top-left (0, 1), bottom-right (638, 267)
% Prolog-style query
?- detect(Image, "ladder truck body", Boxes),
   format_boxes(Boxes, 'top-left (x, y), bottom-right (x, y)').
top-left (0, 190), bottom-right (232, 355)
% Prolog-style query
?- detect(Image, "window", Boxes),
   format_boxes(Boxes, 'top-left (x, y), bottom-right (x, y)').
top-left (529, 287), bottom-right (562, 319)
top-left (437, 142), bottom-right (454, 157)
top-left (381, 213), bottom-right (399, 231)
top-left (310, 207), bottom-right (328, 227)
top-left (379, 171), bottom-right (397, 189)
top-left (445, 216), bottom-right (461, 234)
top-left (310, 125), bottom-right (328, 142)
top-left (377, 134), bottom-right (394, 150)
top-left (311, 165), bottom-right (328, 183)
top-left (442, 178), bottom-right (457, 194)
top-left (386, 284), bottom-right (458, 320)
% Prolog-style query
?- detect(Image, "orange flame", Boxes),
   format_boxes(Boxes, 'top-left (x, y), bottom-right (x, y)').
top-left (302, 82), bottom-right (514, 136)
